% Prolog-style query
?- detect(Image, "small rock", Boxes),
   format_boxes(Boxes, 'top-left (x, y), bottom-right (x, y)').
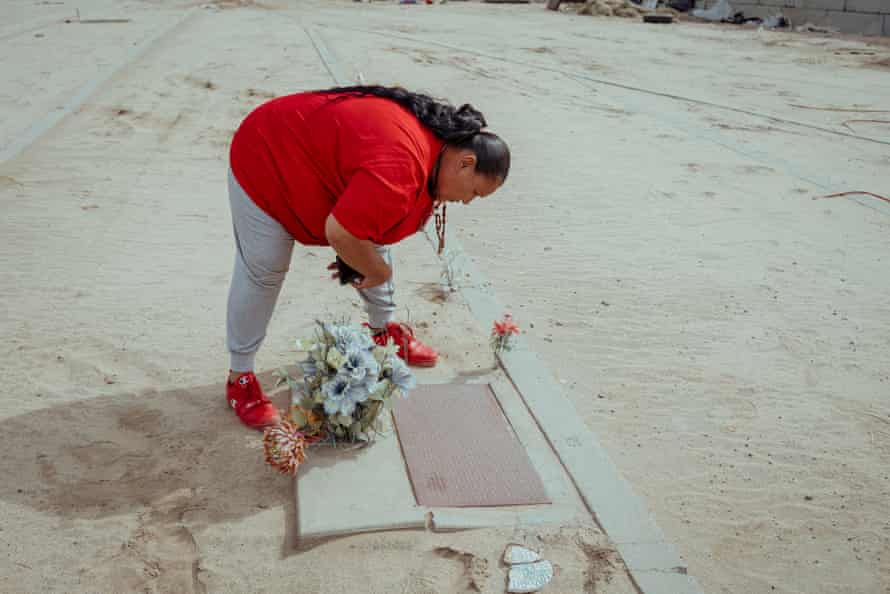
top-left (503, 544), bottom-right (540, 565)
top-left (508, 560), bottom-right (553, 593)
top-left (804, 495), bottom-right (813, 501)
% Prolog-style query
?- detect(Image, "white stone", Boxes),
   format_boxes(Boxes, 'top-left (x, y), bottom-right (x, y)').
top-left (503, 544), bottom-right (541, 565)
top-left (507, 560), bottom-right (554, 593)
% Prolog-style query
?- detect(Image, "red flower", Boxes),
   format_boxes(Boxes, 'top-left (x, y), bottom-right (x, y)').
top-left (492, 314), bottom-right (520, 337)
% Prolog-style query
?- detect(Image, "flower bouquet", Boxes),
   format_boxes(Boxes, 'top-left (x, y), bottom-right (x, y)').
top-left (263, 320), bottom-right (416, 476)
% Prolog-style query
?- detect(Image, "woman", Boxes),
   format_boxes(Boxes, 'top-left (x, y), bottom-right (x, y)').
top-left (225, 86), bottom-right (511, 429)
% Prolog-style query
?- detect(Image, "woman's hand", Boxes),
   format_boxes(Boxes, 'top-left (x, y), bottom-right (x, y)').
top-left (327, 261), bottom-right (361, 285)
top-left (328, 257), bottom-right (363, 286)
top-left (326, 261), bottom-right (390, 289)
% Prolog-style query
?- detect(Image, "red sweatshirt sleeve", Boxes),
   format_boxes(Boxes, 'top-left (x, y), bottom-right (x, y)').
top-left (331, 153), bottom-right (424, 244)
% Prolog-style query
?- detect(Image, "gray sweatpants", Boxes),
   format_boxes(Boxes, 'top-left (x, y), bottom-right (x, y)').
top-left (226, 169), bottom-right (397, 372)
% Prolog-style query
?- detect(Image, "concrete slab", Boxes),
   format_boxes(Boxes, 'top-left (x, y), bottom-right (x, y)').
top-left (294, 427), bottom-right (427, 540)
top-left (293, 379), bottom-right (586, 541)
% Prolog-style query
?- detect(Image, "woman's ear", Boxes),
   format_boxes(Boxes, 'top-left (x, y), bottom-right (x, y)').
top-left (459, 152), bottom-right (478, 169)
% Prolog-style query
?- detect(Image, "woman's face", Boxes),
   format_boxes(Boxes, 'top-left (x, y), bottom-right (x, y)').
top-left (435, 148), bottom-right (503, 206)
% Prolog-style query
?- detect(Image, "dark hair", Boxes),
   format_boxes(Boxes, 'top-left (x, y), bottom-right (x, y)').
top-left (321, 85), bottom-right (510, 182)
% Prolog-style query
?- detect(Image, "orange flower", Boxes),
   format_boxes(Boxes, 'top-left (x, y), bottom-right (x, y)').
top-left (263, 420), bottom-right (307, 476)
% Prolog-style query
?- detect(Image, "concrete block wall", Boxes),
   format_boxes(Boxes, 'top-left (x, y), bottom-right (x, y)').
top-left (695, 0), bottom-right (889, 35)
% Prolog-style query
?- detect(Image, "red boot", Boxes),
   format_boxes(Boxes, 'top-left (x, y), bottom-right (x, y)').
top-left (371, 322), bottom-right (438, 367)
top-left (226, 371), bottom-right (281, 430)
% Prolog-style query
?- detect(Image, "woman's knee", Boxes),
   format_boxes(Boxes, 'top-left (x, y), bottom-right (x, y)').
top-left (237, 248), bottom-right (291, 290)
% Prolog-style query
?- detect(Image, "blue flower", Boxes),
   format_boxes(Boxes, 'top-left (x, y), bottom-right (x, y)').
top-left (321, 376), bottom-right (370, 417)
top-left (341, 348), bottom-right (380, 384)
top-left (386, 356), bottom-right (416, 393)
top-left (325, 323), bottom-right (374, 354)
top-left (321, 377), bottom-right (350, 415)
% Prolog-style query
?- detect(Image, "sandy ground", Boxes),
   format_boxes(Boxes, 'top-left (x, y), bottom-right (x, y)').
top-left (1, 0), bottom-right (889, 593)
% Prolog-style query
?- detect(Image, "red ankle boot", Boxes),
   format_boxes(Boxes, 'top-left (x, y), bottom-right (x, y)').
top-left (370, 322), bottom-right (438, 367)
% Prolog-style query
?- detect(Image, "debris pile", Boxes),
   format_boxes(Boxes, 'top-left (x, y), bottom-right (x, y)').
top-left (572, 0), bottom-right (680, 19)
top-left (576, 0), bottom-right (648, 18)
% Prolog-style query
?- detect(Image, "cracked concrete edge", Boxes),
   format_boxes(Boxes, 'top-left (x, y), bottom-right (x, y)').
top-left (431, 506), bottom-right (581, 533)
top-left (632, 569), bottom-right (702, 594)
top-left (297, 511), bottom-right (428, 540)
top-left (615, 540), bottom-right (689, 573)
top-left (292, 370), bottom-right (595, 540)
top-left (0, 7), bottom-right (200, 165)
top-left (422, 228), bottom-right (705, 594)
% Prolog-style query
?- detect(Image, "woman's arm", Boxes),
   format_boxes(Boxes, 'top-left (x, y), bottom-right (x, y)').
top-left (325, 214), bottom-right (392, 289)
